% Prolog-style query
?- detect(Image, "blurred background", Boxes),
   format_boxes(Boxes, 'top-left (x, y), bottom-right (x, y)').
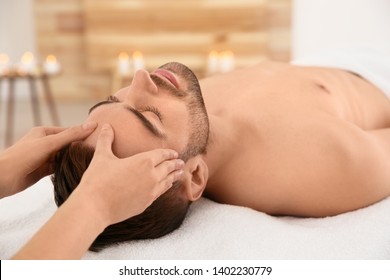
top-left (0, 0), bottom-right (389, 149)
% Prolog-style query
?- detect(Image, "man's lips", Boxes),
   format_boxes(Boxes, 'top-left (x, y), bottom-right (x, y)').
top-left (152, 69), bottom-right (179, 89)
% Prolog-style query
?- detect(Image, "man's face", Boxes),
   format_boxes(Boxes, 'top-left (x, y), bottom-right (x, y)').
top-left (84, 62), bottom-right (206, 158)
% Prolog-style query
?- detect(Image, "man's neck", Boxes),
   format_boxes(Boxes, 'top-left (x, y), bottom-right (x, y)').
top-left (202, 114), bottom-right (237, 182)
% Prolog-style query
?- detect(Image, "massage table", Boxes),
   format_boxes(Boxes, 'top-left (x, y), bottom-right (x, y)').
top-left (1, 176), bottom-right (390, 259)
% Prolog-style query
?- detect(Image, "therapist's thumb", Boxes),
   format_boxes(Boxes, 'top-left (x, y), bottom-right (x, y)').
top-left (95, 124), bottom-right (115, 156)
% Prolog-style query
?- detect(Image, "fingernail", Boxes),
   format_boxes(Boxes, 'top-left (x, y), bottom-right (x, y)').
top-left (102, 123), bottom-right (111, 130)
top-left (82, 121), bottom-right (97, 130)
top-left (168, 151), bottom-right (178, 159)
top-left (177, 159), bottom-right (185, 168)
top-left (176, 170), bottom-right (184, 180)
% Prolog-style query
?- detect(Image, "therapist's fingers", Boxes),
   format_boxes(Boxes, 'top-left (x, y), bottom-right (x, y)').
top-left (42, 126), bottom-right (67, 136)
top-left (155, 159), bottom-right (185, 194)
top-left (154, 157), bottom-right (185, 179)
top-left (135, 148), bottom-right (179, 167)
top-left (45, 122), bottom-right (98, 150)
top-left (94, 123), bottom-right (115, 156)
top-left (158, 169), bottom-right (184, 195)
top-left (144, 151), bottom-right (184, 194)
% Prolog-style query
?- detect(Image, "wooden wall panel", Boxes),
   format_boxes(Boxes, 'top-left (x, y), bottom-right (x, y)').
top-left (34, 0), bottom-right (291, 101)
top-left (34, 0), bottom-right (110, 101)
top-left (83, 0), bottom-right (272, 76)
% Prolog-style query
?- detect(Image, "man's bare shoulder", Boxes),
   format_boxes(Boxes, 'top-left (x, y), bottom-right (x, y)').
top-left (207, 114), bottom-right (390, 216)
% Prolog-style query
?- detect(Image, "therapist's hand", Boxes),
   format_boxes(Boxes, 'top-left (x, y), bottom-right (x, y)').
top-left (0, 122), bottom-right (97, 198)
top-left (75, 123), bottom-right (184, 226)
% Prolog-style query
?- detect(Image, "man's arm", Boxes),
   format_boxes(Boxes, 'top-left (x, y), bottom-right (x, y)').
top-left (367, 128), bottom-right (390, 161)
top-left (318, 120), bottom-right (390, 213)
top-left (272, 117), bottom-right (390, 217)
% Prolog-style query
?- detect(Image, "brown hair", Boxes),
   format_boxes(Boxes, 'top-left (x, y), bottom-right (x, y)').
top-left (52, 62), bottom-right (209, 251)
top-left (52, 142), bottom-right (190, 252)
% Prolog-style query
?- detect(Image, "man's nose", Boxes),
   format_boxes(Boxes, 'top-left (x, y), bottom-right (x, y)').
top-left (129, 69), bottom-right (158, 94)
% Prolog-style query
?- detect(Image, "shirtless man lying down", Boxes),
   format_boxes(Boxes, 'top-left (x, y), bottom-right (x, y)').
top-left (52, 49), bottom-right (390, 251)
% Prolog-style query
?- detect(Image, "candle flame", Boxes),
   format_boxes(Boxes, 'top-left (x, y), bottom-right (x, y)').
top-left (208, 50), bottom-right (219, 58)
top-left (0, 53), bottom-right (9, 64)
top-left (21, 52), bottom-right (34, 63)
top-left (132, 51), bottom-right (143, 59)
top-left (221, 50), bottom-right (234, 58)
top-left (118, 52), bottom-right (129, 60)
top-left (46, 54), bottom-right (57, 63)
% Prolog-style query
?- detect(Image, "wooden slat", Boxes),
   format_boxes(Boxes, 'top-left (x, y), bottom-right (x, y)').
top-left (83, 0), bottom-right (272, 72)
top-left (34, 0), bottom-right (291, 101)
top-left (83, 0), bottom-right (267, 10)
top-left (85, 32), bottom-right (267, 55)
top-left (85, 10), bottom-right (267, 33)
top-left (83, 1), bottom-right (266, 32)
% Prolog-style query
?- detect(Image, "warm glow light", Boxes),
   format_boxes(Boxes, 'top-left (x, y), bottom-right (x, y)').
top-left (209, 50), bottom-right (218, 58)
top-left (0, 53), bottom-right (10, 74)
top-left (221, 50), bottom-right (234, 59)
top-left (219, 50), bottom-right (235, 73)
top-left (44, 54), bottom-right (61, 74)
top-left (132, 51), bottom-right (144, 71)
top-left (206, 50), bottom-right (235, 75)
top-left (118, 52), bottom-right (129, 60)
top-left (21, 52), bottom-right (34, 64)
top-left (207, 50), bottom-right (219, 75)
top-left (0, 53), bottom-right (9, 64)
top-left (19, 51), bottom-right (36, 73)
top-left (46, 54), bottom-right (57, 63)
top-left (117, 52), bottom-right (130, 75)
top-left (132, 50), bottom-right (143, 59)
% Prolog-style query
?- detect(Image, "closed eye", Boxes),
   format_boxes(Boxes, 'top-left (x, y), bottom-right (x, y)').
top-left (108, 95), bottom-right (163, 122)
top-left (89, 96), bottom-right (163, 124)
top-left (88, 95), bottom-right (165, 138)
top-left (139, 106), bottom-right (163, 122)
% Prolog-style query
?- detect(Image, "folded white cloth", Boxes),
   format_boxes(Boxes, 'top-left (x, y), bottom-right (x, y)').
top-left (1, 177), bottom-right (390, 259)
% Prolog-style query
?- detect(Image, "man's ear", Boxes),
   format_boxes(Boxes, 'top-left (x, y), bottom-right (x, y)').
top-left (182, 155), bottom-right (208, 201)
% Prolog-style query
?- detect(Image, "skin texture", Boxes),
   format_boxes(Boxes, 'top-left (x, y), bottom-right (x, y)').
top-left (84, 60), bottom-right (390, 217)
top-left (82, 62), bottom-right (210, 205)
top-left (201, 61), bottom-right (390, 217)
top-left (0, 123), bottom-right (184, 259)
top-left (49, 62), bottom-right (210, 252)
top-left (5, 59), bottom-right (390, 258)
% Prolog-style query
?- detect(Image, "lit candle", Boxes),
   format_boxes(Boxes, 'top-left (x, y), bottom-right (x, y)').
top-left (20, 51), bottom-right (36, 73)
top-left (207, 50), bottom-right (219, 75)
top-left (219, 50), bottom-right (235, 73)
top-left (132, 51), bottom-right (144, 71)
top-left (0, 53), bottom-right (10, 74)
top-left (117, 52), bottom-right (130, 75)
top-left (43, 54), bottom-right (61, 74)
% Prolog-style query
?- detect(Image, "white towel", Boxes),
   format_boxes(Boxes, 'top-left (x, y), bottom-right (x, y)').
top-left (1, 176), bottom-right (390, 259)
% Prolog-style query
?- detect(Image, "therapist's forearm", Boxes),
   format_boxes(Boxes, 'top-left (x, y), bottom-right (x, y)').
top-left (0, 156), bottom-right (13, 198)
top-left (11, 189), bottom-right (106, 259)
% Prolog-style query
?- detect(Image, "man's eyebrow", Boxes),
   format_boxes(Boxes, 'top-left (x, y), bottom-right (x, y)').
top-left (89, 100), bottom-right (165, 138)
top-left (88, 100), bottom-right (114, 114)
top-left (89, 101), bottom-right (164, 138)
